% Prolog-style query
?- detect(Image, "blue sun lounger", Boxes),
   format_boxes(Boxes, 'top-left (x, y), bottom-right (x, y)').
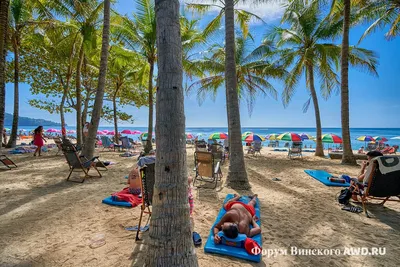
top-left (304, 170), bottom-right (350, 187)
top-left (204, 194), bottom-right (262, 263)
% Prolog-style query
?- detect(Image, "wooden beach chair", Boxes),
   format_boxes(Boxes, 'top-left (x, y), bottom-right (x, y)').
top-left (61, 144), bottom-right (102, 183)
top-left (136, 159), bottom-right (155, 241)
top-left (194, 151), bottom-right (222, 189)
top-left (0, 155), bottom-right (17, 170)
top-left (350, 156), bottom-right (400, 217)
top-left (288, 142), bottom-right (303, 159)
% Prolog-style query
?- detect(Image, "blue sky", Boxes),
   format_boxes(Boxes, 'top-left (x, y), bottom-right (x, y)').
top-left (4, 0), bottom-right (400, 128)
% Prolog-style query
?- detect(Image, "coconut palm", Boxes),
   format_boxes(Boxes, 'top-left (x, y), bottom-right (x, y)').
top-left (0, 0), bottom-right (10, 150)
top-left (83, 0), bottom-right (110, 159)
top-left (271, 1), bottom-right (378, 157)
top-left (187, 36), bottom-right (286, 116)
top-left (144, 0), bottom-right (198, 265)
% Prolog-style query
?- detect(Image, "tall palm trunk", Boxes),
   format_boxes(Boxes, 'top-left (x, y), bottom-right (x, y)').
top-left (225, 0), bottom-right (250, 190)
top-left (60, 83), bottom-right (68, 138)
top-left (307, 65), bottom-right (324, 157)
top-left (81, 58), bottom-right (90, 139)
top-left (145, 61), bottom-right (154, 153)
top-left (341, 0), bottom-right (356, 165)
top-left (113, 84), bottom-right (121, 144)
top-left (0, 0), bottom-right (10, 150)
top-left (7, 33), bottom-right (20, 148)
top-left (83, 0), bottom-right (110, 159)
top-left (75, 43), bottom-right (84, 145)
top-left (145, 0), bottom-right (198, 265)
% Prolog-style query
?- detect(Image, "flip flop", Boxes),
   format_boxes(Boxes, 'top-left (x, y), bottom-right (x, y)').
top-left (272, 178), bottom-right (281, 181)
top-left (125, 225), bottom-right (150, 232)
top-left (192, 231), bottom-right (202, 247)
top-left (342, 205), bottom-right (363, 213)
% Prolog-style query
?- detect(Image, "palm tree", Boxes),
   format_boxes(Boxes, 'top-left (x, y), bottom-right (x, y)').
top-left (113, 0), bottom-right (157, 153)
top-left (83, 0), bottom-right (110, 159)
top-left (187, 36), bottom-right (286, 116)
top-left (144, 0), bottom-right (198, 265)
top-left (272, 1), bottom-right (378, 157)
top-left (0, 0), bottom-right (10, 150)
top-left (359, 0), bottom-right (400, 42)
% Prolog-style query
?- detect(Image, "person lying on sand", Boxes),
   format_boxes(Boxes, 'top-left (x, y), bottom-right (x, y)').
top-left (127, 167), bottom-right (141, 196)
top-left (213, 194), bottom-right (261, 244)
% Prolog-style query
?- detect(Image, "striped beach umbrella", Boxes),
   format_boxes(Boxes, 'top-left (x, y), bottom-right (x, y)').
top-left (373, 136), bottom-right (388, 142)
top-left (266, 133), bottom-right (280, 140)
top-left (300, 133), bottom-right (314, 140)
top-left (356, 136), bottom-right (375, 142)
top-left (322, 134), bottom-right (342, 144)
top-left (242, 133), bottom-right (265, 142)
top-left (242, 131), bottom-right (253, 136)
top-left (277, 132), bottom-right (302, 142)
top-left (208, 132), bottom-right (228, 140)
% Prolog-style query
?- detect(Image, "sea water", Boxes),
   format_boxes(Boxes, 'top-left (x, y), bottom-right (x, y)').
top-left (8, 126), bottom-right (400, 150)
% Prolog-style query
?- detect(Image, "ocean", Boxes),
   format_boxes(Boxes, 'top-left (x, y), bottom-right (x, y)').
top-left (7, 126), bottom-right (400, 150)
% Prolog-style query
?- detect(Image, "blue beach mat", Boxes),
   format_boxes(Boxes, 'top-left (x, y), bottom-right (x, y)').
top-left (304, 170), bottom-right (350, 187)
top-left (102, 196), bottom-right (132, 207)
top-left (204, 194), bottom-right (262, 263)
top-left (274, 148), bottom-right (288, 152)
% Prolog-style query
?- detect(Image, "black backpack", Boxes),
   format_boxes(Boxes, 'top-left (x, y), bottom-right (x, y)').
top-left (338, 188), bottom-right (352, 205)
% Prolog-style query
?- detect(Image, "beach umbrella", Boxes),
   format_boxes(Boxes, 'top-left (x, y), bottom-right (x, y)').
top-left (391, 136), bottom-right (400, 140)
top-left (46, 128), bottom-right (58, 133)
top-left (4, 127), bottom-right (11, 131)
top-left (299, 133), bottom-right (314, 140)
top-left (102, 130), bottom-right (110, 133)
top-left (373, 136), bottom-right (388, 142)
top-left (242, 133), bottom-right (265, 142)
top-left (356, 136), bottom-right (375, 142)
top-left (97, 130), bottom-right (106, 135)
top-left (67, 130), bottom-right (76, 134)
top-left (277, 132), bottom-right (302, 142)
top-left (242, 131), bottom-right (253, 136)
top-left (208, 132), bottom-right (228, 140)
top-left (186, 133), bottom-right (194, 139)
top-left (266, 133), bottom-right (280, 140)
top-left (322, 134), bottom-right (342, 144)
top-left (107, 131), bottom-right (115, 135)
top-left (121, 129), bottom-right (141, 135)
top-left (140, 132), bottom-right (155, 140)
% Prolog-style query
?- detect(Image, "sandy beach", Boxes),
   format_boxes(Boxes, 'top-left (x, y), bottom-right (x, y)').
top-left (0, 144), bottom-right (399, 267)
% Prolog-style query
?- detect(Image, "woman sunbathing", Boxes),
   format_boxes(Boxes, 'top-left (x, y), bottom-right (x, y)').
top-left (213, 194), bottom-right (261, 244)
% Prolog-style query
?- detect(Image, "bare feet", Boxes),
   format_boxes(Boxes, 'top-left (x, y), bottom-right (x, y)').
top-left (351, 194), bottom-right (359, 202)
top-left (250, 194), bottom-right (258, 199)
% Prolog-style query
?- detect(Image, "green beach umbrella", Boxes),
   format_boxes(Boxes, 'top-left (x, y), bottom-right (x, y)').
top-left (266, 133), bottom-right (280, 140)
top-left (208, 132), bottom-right (228, 140)
top-left (277, 132), bottom-right (302, 142)
top-left (321, 134), bottom-right (342, 144)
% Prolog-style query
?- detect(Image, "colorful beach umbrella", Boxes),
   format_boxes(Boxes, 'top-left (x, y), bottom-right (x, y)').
top-left (121, 129), bottom-right (141, 135)
top-left (186, 133), bottom-right (194, 139)
top-left (67, 130), bottom-right (76, 134)
top-left (266, 133), bottom-right (280, 140)
top-left (242, 133), bottom-right (265, 142)
top-left (46, 128), bottom-right (58, 133)
top-left (322, 134), bottom-right (342, 144)
top-left (356, 136), bottom-right (375, 142)
top-left (277, 132), bottom-right (302, 142)
top-left (242, 131), bottom-right (253, 136)
top-left (140, 132), bottom-right (155, 140)
top-left (373, 136), bottom-right (388, 142)
top-left (102, 130), bottom-right (110, 133)
top-left (208, 132), bottom-right (228, 140)
top-left (97, 130), bottom-right (106, 135)
top-left (300, 133), bottom-right (314, 140)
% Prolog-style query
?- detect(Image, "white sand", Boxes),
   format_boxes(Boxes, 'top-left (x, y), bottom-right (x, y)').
top-left (0, 145), bottom-right (399, 267)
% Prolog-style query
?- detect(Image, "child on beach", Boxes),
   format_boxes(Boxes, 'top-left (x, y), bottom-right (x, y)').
top-left (33, 126), bottom-right (47, 156)
top-left (127, 167), bottom-right (142, 196)
top-left (188, 176), bottom-right (194, 216)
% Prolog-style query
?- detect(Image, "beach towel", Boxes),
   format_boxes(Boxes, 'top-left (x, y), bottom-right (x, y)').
top-left (204, 194), bottom-right (262, 263)
top-left (304, 170), bottom-right (350, 187)
top-left (375, 156), bottom-right (400, 174)
top-left (102, 188), bottom-right (142, 207)
top-left (273, 148), bottom-right (288, 152)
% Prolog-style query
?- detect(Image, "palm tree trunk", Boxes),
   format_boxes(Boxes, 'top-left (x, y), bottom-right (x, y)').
top-left (225, 0), bottom-right (250, 190)
top-left (113, 84), bottom-right (120, 144)
top-left (145, 61), bottom-right (154, 153)
top-left (145, 1), bottom-right (198, 265)
top-left (7, 33), bottom-right (20, 148)
top-left (83, 0), bottom-right (111, 159)
top-left (0, 0), bottom-right (10, 150)
top-left (307, 65), bottom-right (324, 157)
top-left (341, 0), bottom-right (356, 165)
top-left (60, 83), bottom-right (68, 138)
top-left (75, 43), bottom-right (84, 146)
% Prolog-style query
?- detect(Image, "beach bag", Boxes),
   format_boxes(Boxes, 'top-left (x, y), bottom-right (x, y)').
top-left (338, 188), bottom-right (352, 205)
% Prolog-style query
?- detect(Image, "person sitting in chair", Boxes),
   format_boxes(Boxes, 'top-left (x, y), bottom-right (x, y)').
top-left (358, 146), bottom-right (365, 154)
top-left (127, 167), bottom-right (141, 196)
top-left (213, 194), bottom-right (261, 244)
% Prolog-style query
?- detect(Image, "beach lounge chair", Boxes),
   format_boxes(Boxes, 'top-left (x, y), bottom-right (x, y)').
top-left (288, 142), bottom-right (303, 159)
top-left (194, 151), bottom-right (222, 189)
top-left (120, 136), bottom-right (133, 151)
top-left (253, 141), bottom-right (262, 156)
top-left (61, 144), bottom-right (102, 183)
top-left (350, 156), bottom-right (400, 217)
top-left (100, 136), bottom-right (121, 151)
top-left (54, 137), bottom-right (63, 155)
top-left (136, 157), bottom-right (155, 241)
top-left (0, 155), bottom-right (17, 170)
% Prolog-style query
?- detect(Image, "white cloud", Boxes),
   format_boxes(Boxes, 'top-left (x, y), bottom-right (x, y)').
top-left (185, 0), bottom-right (287, 23)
